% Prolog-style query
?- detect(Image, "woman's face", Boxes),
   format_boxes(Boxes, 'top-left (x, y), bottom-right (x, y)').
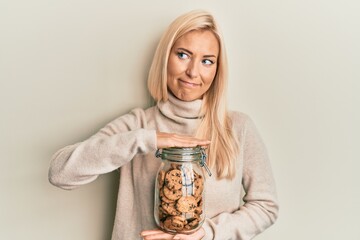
top-left (167, 30), bottom-right (219, 101)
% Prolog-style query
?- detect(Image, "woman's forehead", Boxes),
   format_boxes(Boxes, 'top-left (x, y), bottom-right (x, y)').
top-left (172, 30), bottom-right (219, 56)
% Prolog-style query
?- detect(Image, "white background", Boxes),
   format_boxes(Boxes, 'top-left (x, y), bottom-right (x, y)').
top-left (1, 0), bottom-right (359, 239)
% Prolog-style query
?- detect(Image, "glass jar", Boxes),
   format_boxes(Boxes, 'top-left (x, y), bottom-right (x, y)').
top-left (154, 147), bottom-right (212, 234)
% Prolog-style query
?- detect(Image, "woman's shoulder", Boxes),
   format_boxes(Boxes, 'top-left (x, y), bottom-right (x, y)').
top-left (101, 107), bottom-right (153, 134)
top-left (119, 105), bottom-right (157, 119)
top-left (228, 110), bottom-right (259, 134)
top-left (228, 110), bottom-right (265, 140)
top-left (228, 110), bottom-right (252, 125)
top-left (119, 105), bottom-right (158, 122)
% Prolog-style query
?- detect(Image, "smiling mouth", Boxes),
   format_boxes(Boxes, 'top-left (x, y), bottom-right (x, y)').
top-left (178, 79), bottom-right (200, 87)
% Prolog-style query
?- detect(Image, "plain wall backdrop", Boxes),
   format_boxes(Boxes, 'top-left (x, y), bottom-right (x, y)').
top-left (1, 0), bottom-right (359, 239)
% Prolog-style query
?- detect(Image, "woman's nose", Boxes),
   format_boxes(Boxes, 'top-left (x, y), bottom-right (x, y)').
top-left (185, 60), bottom-right (199, 79)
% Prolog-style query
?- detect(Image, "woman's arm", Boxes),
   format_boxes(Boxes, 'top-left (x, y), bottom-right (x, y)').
top-left (48, 108), bottom-right (211, 190)
top-left (48, 108), bottom-right (156, 190)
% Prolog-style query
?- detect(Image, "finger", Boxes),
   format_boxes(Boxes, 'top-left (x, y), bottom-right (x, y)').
top-left (170, 141), bottom-right (207, 148)
top-left (171, 135), bottom-right (210, 146)
top-left (142, 232), bottom-right (174, 240)
top-left (172, 234), bottom-right (196, 240)
top-left (140, 229), bottom-right (176, 240)
top-left (140, 229), bottom-right (164, 236)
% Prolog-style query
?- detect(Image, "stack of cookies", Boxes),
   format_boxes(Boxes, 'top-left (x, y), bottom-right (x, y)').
top-left (156, 163), bottom-right (204, 233)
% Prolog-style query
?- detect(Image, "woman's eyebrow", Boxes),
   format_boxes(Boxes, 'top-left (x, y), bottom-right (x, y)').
top-left (177, 47), bottom-right (193, 55)
top-left (177, 47), bottom-right (217, 58)
top-left (203, 54), bottom-right (217, 58)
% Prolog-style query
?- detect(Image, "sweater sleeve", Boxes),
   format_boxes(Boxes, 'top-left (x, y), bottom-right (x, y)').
top-left (202, 115), bottom-right (279, 240)
top-left (48, 108), bottom-right (157, 190)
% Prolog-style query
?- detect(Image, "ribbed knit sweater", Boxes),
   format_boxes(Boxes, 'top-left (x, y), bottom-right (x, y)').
top-left (48, 94), bottom-right (279, 240)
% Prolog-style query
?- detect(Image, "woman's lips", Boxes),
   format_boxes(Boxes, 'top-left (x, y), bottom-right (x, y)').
top-left (178, 79), bottom-right (199, 88)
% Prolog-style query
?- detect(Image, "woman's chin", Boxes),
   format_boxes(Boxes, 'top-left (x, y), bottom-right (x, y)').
top-left (172, 92), bottom-right (202, 102)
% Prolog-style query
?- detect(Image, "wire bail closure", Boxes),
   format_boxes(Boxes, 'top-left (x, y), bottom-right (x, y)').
top-left (155, 149), bottom-right (162, 158)
top-left (200, 148), bottom-right (212, 177)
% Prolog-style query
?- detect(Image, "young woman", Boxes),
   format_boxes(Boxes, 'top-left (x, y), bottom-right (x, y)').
top-left (49, 10), bottom-right (279, 240)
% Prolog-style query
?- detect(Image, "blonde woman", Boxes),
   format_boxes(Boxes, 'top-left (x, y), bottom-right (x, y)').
top-left (49, 10), bottom-right (279, 240)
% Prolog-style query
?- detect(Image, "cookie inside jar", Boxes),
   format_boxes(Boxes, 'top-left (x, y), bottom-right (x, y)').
top-left (155, 162), bottom-right (205, 234)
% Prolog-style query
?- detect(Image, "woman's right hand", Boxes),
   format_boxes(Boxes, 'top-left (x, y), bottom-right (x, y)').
top-left (141, 227), bottom-right (205, 240)
top-left (156, 132), bottom-right (210, 149)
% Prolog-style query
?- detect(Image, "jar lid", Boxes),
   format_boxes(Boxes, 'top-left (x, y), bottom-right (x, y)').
top-left (158, 147), bottom-right (202, 162)
top-left (155, 147), bottom-right (212, 176)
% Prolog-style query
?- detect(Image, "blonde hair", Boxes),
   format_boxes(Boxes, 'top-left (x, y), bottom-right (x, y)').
top-left (147, 10), bottom-right (239, 179)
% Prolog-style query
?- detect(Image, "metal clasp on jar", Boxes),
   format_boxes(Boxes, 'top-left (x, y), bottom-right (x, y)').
top-left (199, 148), bottom-right (212, 177)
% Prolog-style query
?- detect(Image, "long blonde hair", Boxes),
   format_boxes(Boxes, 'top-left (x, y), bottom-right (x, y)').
top-left (147, 10), bottom-right (239, 179)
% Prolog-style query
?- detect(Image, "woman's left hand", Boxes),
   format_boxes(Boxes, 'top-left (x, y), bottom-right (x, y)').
top-left (140, 228), bottom-right (205, 240)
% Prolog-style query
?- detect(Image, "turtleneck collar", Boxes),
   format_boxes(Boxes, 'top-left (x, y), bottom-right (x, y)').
top-left (157, 92), bottom-right (203, 120)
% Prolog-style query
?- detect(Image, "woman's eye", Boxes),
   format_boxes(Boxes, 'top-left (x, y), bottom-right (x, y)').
top-left (177, 52), bottom-right (189, 59)
top-left (202, 59), bottom-right (214, 65)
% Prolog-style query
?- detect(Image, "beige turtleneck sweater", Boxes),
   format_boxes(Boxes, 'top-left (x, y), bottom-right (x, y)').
top-left (48, 94), bottom-right (279, 240)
